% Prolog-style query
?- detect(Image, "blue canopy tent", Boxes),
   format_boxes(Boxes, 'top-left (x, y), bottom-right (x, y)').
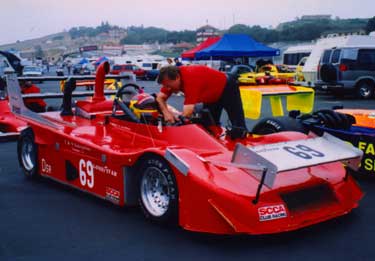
top-left (195, 34), bottom-right (280, 59)
top-left (94, 56), bottom-right (109, 66)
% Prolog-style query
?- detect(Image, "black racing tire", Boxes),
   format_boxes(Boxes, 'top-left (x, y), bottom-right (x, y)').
top-left (17, 128), bottom-right (38, 179)
top-left (138, 156), bottom-right (179, 225)
top-left (356, 81), bottom-right (374, 99)
top-left (320, 64), bottom-right (337, 82)
top-left (312, 109), bottom-right (355, 130)
top-left (252, 117), bottom-right (307, 135)
top-left (315, 110), bottom-right (342, 128)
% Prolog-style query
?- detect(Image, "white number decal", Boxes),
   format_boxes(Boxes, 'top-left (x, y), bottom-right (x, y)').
top-left (79, 159), bottom-right (94, 189)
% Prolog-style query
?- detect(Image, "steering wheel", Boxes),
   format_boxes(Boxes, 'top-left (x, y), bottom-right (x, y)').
top-left (115, 83), bottom-right (143, 102)
top-left (112, 83), bottom-right (143, 122)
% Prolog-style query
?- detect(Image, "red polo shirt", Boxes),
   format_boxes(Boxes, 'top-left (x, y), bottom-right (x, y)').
top-left (160, 65), bottom-right (227, 105)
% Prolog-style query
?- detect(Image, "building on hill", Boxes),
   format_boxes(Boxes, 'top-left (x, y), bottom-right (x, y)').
top-left (301, 15), bottom-right (332, 21)
top-left (276, 15), bottom-right (332, 31)
top-left (196, 25), bottom-right (219, 44)
top-left (321, 29), bottom-right (367, 38)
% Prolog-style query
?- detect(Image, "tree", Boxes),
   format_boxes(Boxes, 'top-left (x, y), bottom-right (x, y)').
top-left (366, 17), bottom-right (375, 34)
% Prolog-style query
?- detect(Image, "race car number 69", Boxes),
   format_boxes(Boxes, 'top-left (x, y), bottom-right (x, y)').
top-left (79, 159), bottom-right (94, 188)
top-left (283, 144), bottom-right (325, 159)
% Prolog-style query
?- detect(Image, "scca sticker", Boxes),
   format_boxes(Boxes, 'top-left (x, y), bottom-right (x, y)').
top-left (258, 204), bottom-right (287, 222)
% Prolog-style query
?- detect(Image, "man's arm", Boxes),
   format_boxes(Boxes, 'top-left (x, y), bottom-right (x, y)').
top-left (156, 92), bottom-right (176, 123)
top-left (182, 104), bottom-right (195, 117)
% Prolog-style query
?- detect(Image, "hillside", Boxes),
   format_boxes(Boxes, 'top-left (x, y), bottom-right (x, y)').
top-left (0, 17), bottom-right (372, 60)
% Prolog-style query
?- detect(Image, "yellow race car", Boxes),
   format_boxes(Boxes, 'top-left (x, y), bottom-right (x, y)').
top-left (238, 64), bottom-right (296, 85)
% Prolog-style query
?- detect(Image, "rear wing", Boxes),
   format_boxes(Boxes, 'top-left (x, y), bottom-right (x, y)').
top-left (240, 85), bottom-right (314, 119)
top-left (232, 132), bottom-right (362, 203)
top-left (6, 74), bottom-right (57, 128)
top-left (6, 62), bottom-right (135, 126)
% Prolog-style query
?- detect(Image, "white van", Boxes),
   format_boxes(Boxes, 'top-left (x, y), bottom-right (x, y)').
top-left (283, 44), bottom-right (314, 69)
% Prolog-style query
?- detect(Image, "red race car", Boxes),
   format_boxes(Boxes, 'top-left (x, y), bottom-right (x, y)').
top-left (0, 87), bottom-right (26, 141)
top-left (6, 62), bottom-right (363, 235)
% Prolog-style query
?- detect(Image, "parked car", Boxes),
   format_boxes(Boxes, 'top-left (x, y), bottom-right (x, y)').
top-left (22, 66), bottom-right (43, 77)
top-left (110, 64), bottom-right (145, 79)
top-left (56, 66), bottom-right (64, 76)
top-left (251, 108), bottom-right (375, 177)
top-left (315, 47), bottom-right (375, 99)
top-left (72, 63), bottom-right (95, 75)
top-left (145, 69), bottom-right (159, 81)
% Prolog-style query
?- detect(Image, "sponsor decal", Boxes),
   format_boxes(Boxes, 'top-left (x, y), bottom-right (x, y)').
top-left (93, 164), bottom-right (118, 177)
top-left (358, 141), bottom-right (375, 172)
top-left (41, 158), bottom-right (52, 174)
top-left (78, 159), bottom-right (118, 189)
top-left (64, 140), bottom-right (92, 153)
top-left (258, 204), bottom-right (287, 222)
top-left (106, 187), bottom-right (120, 204)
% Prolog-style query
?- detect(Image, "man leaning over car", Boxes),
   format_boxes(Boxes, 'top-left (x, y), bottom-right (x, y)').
top-left (156, 65), bottom-right (248, 139)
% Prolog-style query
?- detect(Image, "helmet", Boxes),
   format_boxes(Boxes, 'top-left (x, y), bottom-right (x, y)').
top-left (129, 93), bottom-right (159, 121)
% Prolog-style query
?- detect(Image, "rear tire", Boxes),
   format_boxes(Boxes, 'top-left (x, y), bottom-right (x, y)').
top-left (138, 156), bottom-right (178, 225)
top-left (252, 117), bottom-right (306, 135)
top-left (356, 81), bottom-right (374, 99)
top-left (17, 128), bottom-right (38, 179)
top-left (320, 64), bottom-right (337, 82)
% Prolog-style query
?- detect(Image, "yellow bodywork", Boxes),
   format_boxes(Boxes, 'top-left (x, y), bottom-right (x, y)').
top-left (238, 64), bottom-right (296, 85)
top-left (239, 84), bottom-right (315, 120)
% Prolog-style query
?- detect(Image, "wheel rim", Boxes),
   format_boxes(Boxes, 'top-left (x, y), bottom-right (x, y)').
top-left (359, 85), bottom-right (371, 98)
top-left (141, 166), bottom-right (171, 217)
top-left (21, 139), bottom-right (35, 171)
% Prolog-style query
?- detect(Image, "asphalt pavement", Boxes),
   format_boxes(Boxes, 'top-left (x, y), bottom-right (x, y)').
top-left (2, 76), bottom-right (375, 260)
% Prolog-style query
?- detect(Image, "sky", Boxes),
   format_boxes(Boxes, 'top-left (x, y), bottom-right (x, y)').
top-left (0, 0), bottom-right (373, 45)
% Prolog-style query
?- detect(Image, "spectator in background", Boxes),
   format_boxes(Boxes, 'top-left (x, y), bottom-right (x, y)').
top-left (174, 57), bottom-right (182, 67)
top-left (67, 62), bottom-right (72, 75)
top-left (166, 58), bottom-right (174, 65)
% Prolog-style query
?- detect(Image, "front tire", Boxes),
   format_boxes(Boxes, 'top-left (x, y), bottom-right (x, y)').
top-left (138, 156), bottom-right (178, 225)
top-left (17, 128), bottom-right (38, 179)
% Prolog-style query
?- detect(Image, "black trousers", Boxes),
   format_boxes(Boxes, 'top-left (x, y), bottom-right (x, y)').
top-left (205, 74), bottom-right (248, 131)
